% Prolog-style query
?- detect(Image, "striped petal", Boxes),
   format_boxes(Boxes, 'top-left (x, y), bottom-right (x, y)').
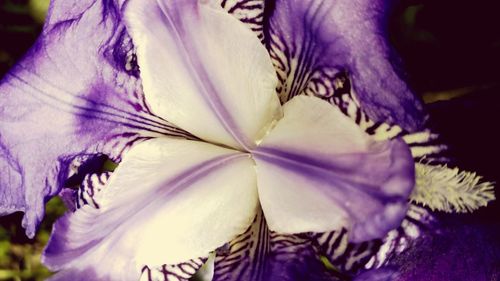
top-left (309, 205), bottom-right (436, 279)
top-left (213, 210), bottom-right (270, 281)
top-left (43, 138), bottom-right (258, 280)
top-left (140, 258), bottom-right (207, 281)
top-left (217, 205), bottom-right (435, 280)
top-left (0, 0), bottom-right (192, 238)
top-left (312, 229), bottom-right (382, 275)
top-left (213, 209), bottom-right (339, 281)
top-left (57, 171), bottom-right (112, 213)
top-left (219, 0), bottom-right (266, 41)
top-left (264, 0), bottom-right (425, 131)
top-left (367, 204), bottom-right (436, 270)
top-left (74, 172), bottom-right (112, 210)
top-left (253, 95), bottom-right (415, 242)
top-left (124, 0), bottom-right (281, 150)
top-left (303, 80), bottom-right (448, 163)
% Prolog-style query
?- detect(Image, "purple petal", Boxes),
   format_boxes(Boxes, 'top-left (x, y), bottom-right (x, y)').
top-left (220, 0), bottom-right (266, 41)
top-left (0, 0), bottom-right (192, 238)
top-left (45, 268), bottom-right (101, 281)
top-left (264, 0), bottom-right (426, 131)
top-left (213, 205), bottom-right (435, 281)
top-left (254, 96), bottom-right (415, 242)
top-left (353, 267), bottom-right (399, 281)
top-left (213, 206), bottom-right (433, 281)
top-left (311, 229), bottom-right (382, 274)
top-left (124, 0), bottom-right (281, 150)
top-left (58, 171), bottom-right (111, 213)
top-left (140, 258), bottom-right (207, 281)
top-left (213, 209), bottom-right (338, 281)
top-left (309, 205), bottom-right (436, 278)
top-left (43, 138), bottom-right (259, 280)
top-left (368, 204), bottom-right (437, 269)
top-left (388, 213), bottom-right (500, 281)
top-left (74, 172), bottom-right (111, 210)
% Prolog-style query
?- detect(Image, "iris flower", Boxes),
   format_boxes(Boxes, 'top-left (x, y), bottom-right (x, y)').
top-left (0, 0), bottom-right (495, 280)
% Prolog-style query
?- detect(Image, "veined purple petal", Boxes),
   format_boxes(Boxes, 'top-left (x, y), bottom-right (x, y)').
top-left (43, 138), bottom-right (259, 280)
top-left (124, 0), bottom-right (281, 151)
top-left (367, 204), bottom-right (437, 270)
top-left (213, 210), bottom-right (272, 281)
top-left (0, 0), bottom-right (193, 238)
top-left (74, 172), bottom-right (112, 210)
top-left (311, 229), bottom-right (382, 275)
top-left (253, 96), bottom-right (415, 242)
top-left (308, 205), bottom-right (436, 279)
top-left (213, 209), bottom-right (339, 281)
top-left (57, 171), bottom-right (110, 213)
top-left (219, 0), bottom-right (266, 41)
top-left (212, 205), bottom-right (437, 281)
top-left (140, 257), bottom-right (207, 281)
top-left (264, 0), bottom-right (426, 131)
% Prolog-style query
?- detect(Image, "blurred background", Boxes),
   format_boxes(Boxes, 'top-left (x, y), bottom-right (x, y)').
top-left (0, 0), bottom-right (499, 280)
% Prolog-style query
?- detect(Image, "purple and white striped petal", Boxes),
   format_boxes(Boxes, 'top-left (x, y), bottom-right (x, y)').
top-left (43, 138), bottom-right (258, 280)
top-left (312, 229), bottom-right (382, 275)
top-left (309, 205), bottom-right (436, 278)
top-left (58, 171), bottom-right (112, 212)
top-left (213, 210), bottom-right (272, 281)
top-left (254, 96), bottom-right (415, 242)
top-left (366, 204), bottom-right (436, 270)
top-left (219, 0), bottom-right (266, 41)
top-left (264, 0), bottom-right (426, 131)
top-left (214, 209), bottom-right (339, 281)
top-left (140, 257), bottom-right (207, 281)
top-left (75, 172), bottom-right (112, 210)
top-left (212, 205), bottom-right (435, 281)
top-left (0, 0), bottom-right (192, 238)
top-left (124, 0), bottom-right (281, 150)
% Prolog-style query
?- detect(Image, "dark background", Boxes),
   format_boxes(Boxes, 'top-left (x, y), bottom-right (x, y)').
top-left (0, 0), bottom-right (499, 280)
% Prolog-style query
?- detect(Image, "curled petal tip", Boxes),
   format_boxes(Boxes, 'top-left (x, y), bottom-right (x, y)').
top-left (0, 0), bottom-right (190, 236)
top-left (266, 0), bottom-right (426, 131)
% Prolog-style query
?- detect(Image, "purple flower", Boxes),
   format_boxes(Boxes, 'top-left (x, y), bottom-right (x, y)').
top-left (0, 0), bottom-right (494, 281)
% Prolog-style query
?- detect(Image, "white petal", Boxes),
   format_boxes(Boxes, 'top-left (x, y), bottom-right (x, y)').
top-left (253, 96), bottom-right (415, 242)
top-left (125, 0), bottom-right (281, 150)
top-left (43, 138), bottom-right (258, 280)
